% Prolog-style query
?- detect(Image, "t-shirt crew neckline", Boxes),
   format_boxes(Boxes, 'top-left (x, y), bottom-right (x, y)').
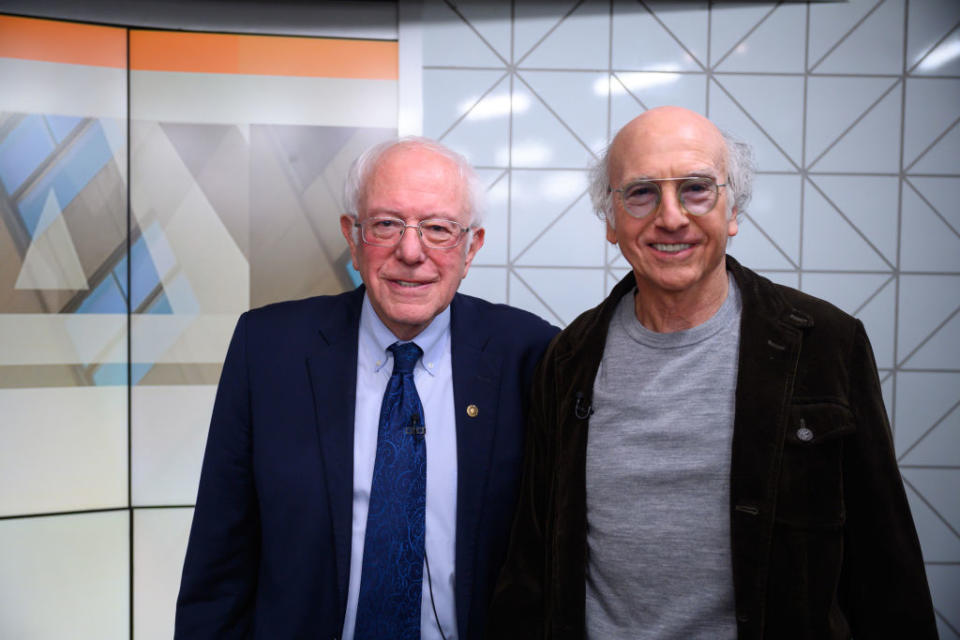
top-left (618, 272), bottom-right (742, 350)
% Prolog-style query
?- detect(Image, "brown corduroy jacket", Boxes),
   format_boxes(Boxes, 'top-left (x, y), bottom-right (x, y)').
top-left (487, 255), bottom-right (938, 640)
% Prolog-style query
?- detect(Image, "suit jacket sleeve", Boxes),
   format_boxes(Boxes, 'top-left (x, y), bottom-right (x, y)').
top-left (175, 312), bottom-right (260, 638)
top-left (840, 320), bottom-right (938, 636)
top-left (486, 345), bottom-right (555, 639)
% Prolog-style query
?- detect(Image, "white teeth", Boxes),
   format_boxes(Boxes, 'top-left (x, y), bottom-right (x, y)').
top-left (652, 243), bottom-right (692, 252)
top-left (396, 281), bottom-right (421, 287)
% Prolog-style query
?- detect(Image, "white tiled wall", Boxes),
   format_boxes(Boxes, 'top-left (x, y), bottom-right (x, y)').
top-left (420, 1), bottom-right (960, 636)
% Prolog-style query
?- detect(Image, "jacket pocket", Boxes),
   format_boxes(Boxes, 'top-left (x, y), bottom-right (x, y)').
top-left (774, 402), bottom-right (855, 528)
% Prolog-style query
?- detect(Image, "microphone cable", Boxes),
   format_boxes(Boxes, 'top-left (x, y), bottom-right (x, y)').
top-left (424, 549), bottom-right (449, 640)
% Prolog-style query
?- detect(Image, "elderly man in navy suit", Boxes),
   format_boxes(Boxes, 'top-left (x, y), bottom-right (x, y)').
top-left (175, 138), bottom-right (557, 639)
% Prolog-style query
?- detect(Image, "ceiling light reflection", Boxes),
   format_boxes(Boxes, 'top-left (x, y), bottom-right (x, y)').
top-left (460, 92), bottom-right (530, 121)
top-left (917, 34), bottom-right (960, 72)
top-left (496, 142), bottom-right (551, 166)
top-left (540, 172), bottom-right (588, 201)
top-left (594, 71), bottom-right (681, 97)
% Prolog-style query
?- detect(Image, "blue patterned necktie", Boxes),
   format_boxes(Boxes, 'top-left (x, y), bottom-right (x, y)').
top-left (354, 341), bottom-right (427, 640)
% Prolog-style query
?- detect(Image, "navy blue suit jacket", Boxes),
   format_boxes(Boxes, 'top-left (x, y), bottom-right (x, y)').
top-left (175, 286), bottom-right (557, 639)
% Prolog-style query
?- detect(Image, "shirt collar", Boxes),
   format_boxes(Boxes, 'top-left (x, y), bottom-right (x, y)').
top-left (358, 293), bottom-right (451, 377)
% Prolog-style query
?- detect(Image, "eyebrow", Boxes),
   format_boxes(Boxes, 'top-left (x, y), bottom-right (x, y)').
top-left (363, 208), bottom-right (460, 220)
top-left (627, 170), bottom-right (719, 182)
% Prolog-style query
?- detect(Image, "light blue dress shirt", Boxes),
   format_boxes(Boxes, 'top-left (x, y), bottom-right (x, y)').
top-left (341, 294), bottom-right (458, 640)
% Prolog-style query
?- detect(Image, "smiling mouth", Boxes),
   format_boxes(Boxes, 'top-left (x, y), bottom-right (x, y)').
top-left (651, 243), bottom-right (693, 253)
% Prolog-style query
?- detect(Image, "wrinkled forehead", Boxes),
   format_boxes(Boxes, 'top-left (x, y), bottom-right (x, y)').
top-left (609, 114), bottom-right (727, 184)
top-left (362, 146), bottom-right (468, 215)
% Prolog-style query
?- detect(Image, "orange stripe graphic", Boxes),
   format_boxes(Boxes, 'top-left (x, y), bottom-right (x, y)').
top-left (130, 31), bottom-right (397, 79)
top-left (0, 14), bottom-right (126, 68)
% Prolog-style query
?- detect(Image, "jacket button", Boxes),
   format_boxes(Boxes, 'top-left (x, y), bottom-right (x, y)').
top-left (796, 426), bottom-right (814, 442)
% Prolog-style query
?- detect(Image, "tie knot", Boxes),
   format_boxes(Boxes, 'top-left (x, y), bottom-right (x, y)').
top-left (388, 342), bottom-right (422, 374)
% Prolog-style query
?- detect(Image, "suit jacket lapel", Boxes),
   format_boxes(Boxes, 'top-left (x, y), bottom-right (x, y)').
top-left (306, 286), bottom-right (364, 620)
top-left (449, 294), bottom-right (503, 636)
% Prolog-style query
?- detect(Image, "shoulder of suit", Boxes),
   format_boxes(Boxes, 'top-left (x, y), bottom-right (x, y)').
top-left (453, 292), bottom-right (559, 338)
top-left (241, 288), bottom-right (363, 331)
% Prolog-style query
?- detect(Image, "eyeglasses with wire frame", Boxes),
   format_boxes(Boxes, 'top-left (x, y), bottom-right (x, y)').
top-left (354, 216), bottom-right (471, 249)
top-left (612, 176), bottom-right (727, 219)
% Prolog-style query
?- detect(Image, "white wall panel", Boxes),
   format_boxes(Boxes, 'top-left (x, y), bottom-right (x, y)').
top-left (131, 73), bottom-right (398, 128)
top-left (0, 387), bottom-right (127, 516)
top-left (0, 511), bottom-right (129, 638)
top-left (133, 508), bottom-right (194, 640)
top-left (132, 386), bottom-right (215, 506)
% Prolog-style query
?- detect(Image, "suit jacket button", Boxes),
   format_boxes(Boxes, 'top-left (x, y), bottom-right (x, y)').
top-left (467, 404), bottom-right (479, 417)
top-left (796, 426), bottom-right (814, 442)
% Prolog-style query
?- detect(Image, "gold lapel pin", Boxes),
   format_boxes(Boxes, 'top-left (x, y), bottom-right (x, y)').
top-left (466, 404), bottom-right (479, 418)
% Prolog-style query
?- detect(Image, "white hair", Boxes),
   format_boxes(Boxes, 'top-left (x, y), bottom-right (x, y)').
top-left (588, 129), bottom-right (755, 228)
top-left (342, 136), bottom-right (485, 227)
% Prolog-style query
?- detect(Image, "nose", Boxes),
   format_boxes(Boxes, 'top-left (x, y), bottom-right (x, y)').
top-left (394, 225), bottom-right (426, 263)
top-left (655, 184), bottom-right (689, 230)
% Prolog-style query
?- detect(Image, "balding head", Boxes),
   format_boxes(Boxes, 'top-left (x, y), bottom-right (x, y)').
top-left (589, 107), bottom-right (754, 226)
top-left (609, 107), bottom-right (726, 183)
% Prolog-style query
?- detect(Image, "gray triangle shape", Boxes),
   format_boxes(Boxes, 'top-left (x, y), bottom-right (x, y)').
top-left (907, 1), bottom-right (960, 70)
top-left (907, 177), bottom-right (960, 236)
top-left (709, 78), bottom-right (798, 171)
top-left (160, 123), bottom-right (234, 183)
top-left (520, 71), bottom-right (608, 155)
top-left (456, 2), bottom-right (512, 62)
top-left (14, 190), bottom-right (89, 291)
top-left (910, 120), bottom-right (960, 175)
top-left (799, 272), bottom-right (891, 318)
top-left (612, 2), bottom-right (705, 72)
top-left (729, 216), bottom-right (795, 270)
top-left (710, 3), bottom-right (776, 66)
top-left (514, 266), bottom-right (604, 326)
top-left (903, 78), bottom-right (960, 167)
top-left (806, 76), bottom-right (898, 167)
top-left (422, 0), bottom-right (506, 67)
top-left (509, 269), bottom-right (564, 326)
top-left (902, 311), bottom-right (960, 370)
top-left (714, 3), bottom-right (806, 72)
top-left (814, 0), bottom-right (903, 75)
top-left (521, 0), bottom-right (610, 69)
top-left (812, 86), bottom-right (902, 173)
top-left (715, 74), bottom-right (805, 167)
top-left (900, 186), bottom-right (960, 272)
top-left (901, 481), bottom-right (960, 562)
top-left (808, 0), bottom-right (878, 65)
top-left (894, 371), bottom-right (960, 458)
top-left (902, 469), bottom-right (960, 528)
top-left (513, 0), bottom-right (580, 64)
top-left (856, 276), bottom-right (896, 370)
top-left (913, 28), bottom-right (960, 75)
top-left (925, 566), bottom-right (960, 634)
top-left (898, 275), bottom-right (960, 365)
top-left (810, 175), bottom-right (898, 263)
top-left (802, 180), bottom-right (892, 271)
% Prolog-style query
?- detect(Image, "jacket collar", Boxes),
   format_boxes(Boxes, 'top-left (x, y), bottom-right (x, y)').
top-left (726, 255), bottom-right (814, 330)
top-left (552, 254), bottom-right (815, 352)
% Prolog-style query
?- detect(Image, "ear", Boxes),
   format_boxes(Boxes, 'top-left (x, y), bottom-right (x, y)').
top-left (340, 215), bottom-right (361, 270)
top-left (606, 218), bottom-right (618, 245)
top-left (727, 207), bottom-right (739, 238)
top-left (460, 227), bottom-right (485, 278)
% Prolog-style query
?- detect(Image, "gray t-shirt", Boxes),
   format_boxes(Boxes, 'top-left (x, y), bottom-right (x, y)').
top-left (585, 275), bottom-right (742, 639)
